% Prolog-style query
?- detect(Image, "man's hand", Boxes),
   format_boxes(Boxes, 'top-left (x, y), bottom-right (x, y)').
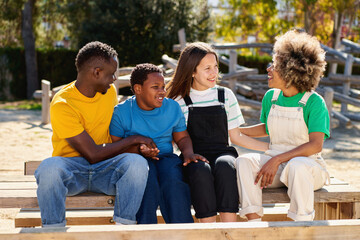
top-left (183, 153), bottom-right (209, 166)
top-left (255, 157), bottom-right (280, 189)
top-left (139, 143), bottom-right (159, 160)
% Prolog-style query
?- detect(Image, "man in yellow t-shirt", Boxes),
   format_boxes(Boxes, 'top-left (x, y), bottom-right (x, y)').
top-left (35, 41), bottom-right (155, 227)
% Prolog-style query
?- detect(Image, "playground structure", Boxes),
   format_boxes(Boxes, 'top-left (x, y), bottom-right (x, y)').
top-left (35, 29), bottom-right (360, 130)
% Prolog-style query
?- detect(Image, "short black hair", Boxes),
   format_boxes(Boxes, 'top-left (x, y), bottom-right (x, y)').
top-left (75, 41), bottom-right (118, 72)
top-left (130, 63), bottom-right (163, 92)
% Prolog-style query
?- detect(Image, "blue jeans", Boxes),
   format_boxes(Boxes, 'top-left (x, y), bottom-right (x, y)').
top-left (35, 153), bottom-right (148, 227)
top-left (136, 153), bottom-right (193, 224)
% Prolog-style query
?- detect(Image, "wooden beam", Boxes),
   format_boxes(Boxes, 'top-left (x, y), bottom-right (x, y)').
top-left (2, 220), bottom-right (360, 240)
top-left (178, 28), bottom-right (186, 51)
top-left (15, 207), bottom-right (289, 227)
top-left (173, 42), bottom-right (273, 52)
top-left (24, 161), bottom-right (41, 175)
top-left (41, 80), bottom-right (51, 125)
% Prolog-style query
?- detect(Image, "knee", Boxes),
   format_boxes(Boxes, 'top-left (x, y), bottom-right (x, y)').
top-left (236, 154), bottom-right (259, 171)
top-left (287, 157), bottom-right (308, 175)
top-left (35, 157), bottom-right (69, 186)
top-left (187, 162), bottom-right (212, 182)
top-left (215, 157), bottom-right (235, 176)
top-left (117, 153), bottom-right (149, 181)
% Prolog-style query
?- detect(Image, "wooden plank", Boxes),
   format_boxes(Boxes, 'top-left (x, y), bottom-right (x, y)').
top-left (0, 182), bottom-right (37, 190)
top-left (0, 175), bottom-right (35, 182)
top-left (1, 183), bottom-right (358, 209)
top-left (0, 190), bottom-right (115, 208)
top-left (15, 207), bottom-right (289, 227)
top-left (2, 220), bottom-right (360, 240)
top-left (24, 161), bottom-right (41, 175)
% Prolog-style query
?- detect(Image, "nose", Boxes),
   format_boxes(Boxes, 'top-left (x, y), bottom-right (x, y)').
top-left (267, 63), bottom-right (273, 73)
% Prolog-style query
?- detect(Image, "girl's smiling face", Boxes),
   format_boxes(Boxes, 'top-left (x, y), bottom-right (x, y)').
top-left (192, 53), bottom-right (218, 91)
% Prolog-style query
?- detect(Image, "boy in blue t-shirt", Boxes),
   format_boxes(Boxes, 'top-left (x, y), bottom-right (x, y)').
top-left (110, 63), bottom-right (207, 224)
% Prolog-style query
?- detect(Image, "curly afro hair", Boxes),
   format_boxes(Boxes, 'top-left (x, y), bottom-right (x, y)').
top-left (273, 30), bottom-right (326, 92)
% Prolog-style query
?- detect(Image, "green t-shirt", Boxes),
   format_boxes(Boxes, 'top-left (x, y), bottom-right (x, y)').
top-left (260, 89), bottom-right (330, 139)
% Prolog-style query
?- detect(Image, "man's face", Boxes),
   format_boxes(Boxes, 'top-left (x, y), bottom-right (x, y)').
top-left (96, 57), bottom-right (118, 94)
top-left (134, 72), bottom-right (166, 111)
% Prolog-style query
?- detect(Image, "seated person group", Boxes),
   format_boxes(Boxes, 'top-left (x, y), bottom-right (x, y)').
top-left (35, 30), bottom-right (330, 227)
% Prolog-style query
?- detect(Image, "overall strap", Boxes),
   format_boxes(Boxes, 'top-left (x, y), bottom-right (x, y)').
top-left (298, 91), bottom-right (314, 106)
top-left (271, 89), bottom-right (281, 103)
top-left (218, 87), bottom-right (225, 104)
top-left (184, 95), bottom-right (193, 106)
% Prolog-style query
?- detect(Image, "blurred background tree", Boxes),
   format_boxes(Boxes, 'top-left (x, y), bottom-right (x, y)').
top-left (68, 0), bottom-right (212, 66)
top-left (215, 0), bottom-right (360, 47)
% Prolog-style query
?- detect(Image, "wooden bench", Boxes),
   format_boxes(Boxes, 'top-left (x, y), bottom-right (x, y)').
top-left (1, 220), bottom-right (360, 240)
top-left (0, 160), bottom-right (358, 227)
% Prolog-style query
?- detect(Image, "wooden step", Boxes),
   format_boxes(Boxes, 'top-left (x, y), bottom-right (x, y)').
top-left (2, 220), bottom-right (360, 240)
top-left (15, 206), bottom-right (290, 227)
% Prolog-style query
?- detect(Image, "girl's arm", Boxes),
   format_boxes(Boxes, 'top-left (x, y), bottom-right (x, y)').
top-left (239, 123), bottom-right (268, 138)
top-left (229, 127), bottom-right (269, 152)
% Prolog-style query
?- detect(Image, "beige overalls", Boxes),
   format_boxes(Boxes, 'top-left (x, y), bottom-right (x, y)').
top-left (236, 89), bottom-right (329, 221)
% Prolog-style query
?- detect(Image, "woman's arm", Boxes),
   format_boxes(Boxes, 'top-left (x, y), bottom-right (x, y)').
top-left (239, 123), bottom-right (268, 138)
top-left (255, 132), bottom-right (325, 188)
top-left (229, 127), bottom-right (269, 152)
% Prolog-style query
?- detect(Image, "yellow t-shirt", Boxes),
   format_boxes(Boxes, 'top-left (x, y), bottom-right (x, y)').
top-left (50, 81), bottom-right (118, 157)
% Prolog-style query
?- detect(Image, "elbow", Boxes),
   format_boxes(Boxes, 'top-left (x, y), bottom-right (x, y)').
top-left (83, 149), bottom-right (103, 164)
top-left (312, 141), bottom-right (324, 154)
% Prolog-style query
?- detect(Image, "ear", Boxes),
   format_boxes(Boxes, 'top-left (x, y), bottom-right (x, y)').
top-left (133, 84), bottom-right (142, 94)
top-left (93, 67), bottom-right (101, 78)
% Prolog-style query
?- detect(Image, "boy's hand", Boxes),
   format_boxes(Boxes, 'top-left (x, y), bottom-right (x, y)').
top-left (183, 154), bottom-right (209, 166)
top-left (139, 143), bottom-right (160, 160)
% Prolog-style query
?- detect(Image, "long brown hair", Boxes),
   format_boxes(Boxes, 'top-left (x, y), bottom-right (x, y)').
top-left (166, 42), bottom-right (218, 99)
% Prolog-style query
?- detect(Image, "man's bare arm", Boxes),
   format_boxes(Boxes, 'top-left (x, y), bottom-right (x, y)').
top-left (67, 130), bottom-right (156, 164)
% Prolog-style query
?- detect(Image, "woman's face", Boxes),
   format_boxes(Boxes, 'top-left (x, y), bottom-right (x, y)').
top-left (192, 53), bottom-right (218, 91)
top-left (267, 62), bottom-right (286, 90)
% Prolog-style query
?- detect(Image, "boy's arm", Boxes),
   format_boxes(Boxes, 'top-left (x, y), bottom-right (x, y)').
top-left (172, 130), bottom-right (208, 166)
top-left (66, 130), bottom-right (156, 164)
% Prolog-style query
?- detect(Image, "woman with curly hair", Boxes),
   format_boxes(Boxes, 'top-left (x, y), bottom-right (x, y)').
top-left (236, 29), bottom-right (330, 221)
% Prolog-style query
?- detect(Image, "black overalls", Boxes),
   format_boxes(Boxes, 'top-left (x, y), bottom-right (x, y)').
top-left (183, 87), bottom-right (239, 219)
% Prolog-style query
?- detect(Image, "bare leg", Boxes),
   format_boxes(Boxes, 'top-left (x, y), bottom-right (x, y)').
top-left (219, 212), bottom-right (237, 222)
top-left (246, 213), bottom-right (261, 221)
top-left (198, 215), bottom-right (217, 223)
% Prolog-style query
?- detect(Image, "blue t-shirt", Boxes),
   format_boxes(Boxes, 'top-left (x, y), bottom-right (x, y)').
top-left (109, 96), bottom-right (187, 155)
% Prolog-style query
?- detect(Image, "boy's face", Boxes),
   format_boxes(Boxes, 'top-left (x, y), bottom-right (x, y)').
top-left (134, 72), bottom-right (166, 111)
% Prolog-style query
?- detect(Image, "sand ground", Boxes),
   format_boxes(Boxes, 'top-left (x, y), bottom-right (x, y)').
top-left (0, 107), bottom-right (359, 229)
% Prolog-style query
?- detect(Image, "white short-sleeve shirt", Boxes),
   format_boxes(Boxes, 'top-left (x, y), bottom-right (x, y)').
top-left (175, 85), bottom-right (245, 130)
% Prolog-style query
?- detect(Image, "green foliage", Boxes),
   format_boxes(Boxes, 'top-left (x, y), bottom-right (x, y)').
top-left (0, 101), bottom-right (42, 110)
top-left (219, 53), bottom-right (272, 74)
top-left (72, 0), bottom-right (212, 66)
top-left (0, 47), bottom-right (77, 100)
top-left (216, 0), bottom-right (289, 43)
top-left (37, 48), bottom-right (77, 87)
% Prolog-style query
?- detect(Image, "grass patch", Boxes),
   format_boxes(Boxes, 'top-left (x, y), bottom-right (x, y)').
top-left (0, 100), bottom-right (42, 110)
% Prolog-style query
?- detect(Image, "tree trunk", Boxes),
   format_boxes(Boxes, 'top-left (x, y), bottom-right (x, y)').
top-left (332, 11), bottom-right (343, 49)
top-left (21, 0), bottom-right (38, 99)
